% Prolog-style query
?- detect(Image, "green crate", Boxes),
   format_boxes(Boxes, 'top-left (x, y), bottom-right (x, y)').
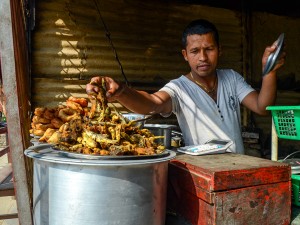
top-left (292, 174), bottom-right (300, 206)
top-left (266, 106), bottom-right (300, 140)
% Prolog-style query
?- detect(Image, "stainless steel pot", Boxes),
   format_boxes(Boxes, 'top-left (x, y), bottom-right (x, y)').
top-left (144, 124), bottom-right (178, 149)
top-left (24, 144), bottom-right (176, 225)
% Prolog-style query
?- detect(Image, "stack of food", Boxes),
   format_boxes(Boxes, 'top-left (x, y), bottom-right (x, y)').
top-left (30, 107), bottom-right (63, 139)
top-left (30, 96), bottom-right (88, 142)
top-left (30, 81), bottom-right (165, 156)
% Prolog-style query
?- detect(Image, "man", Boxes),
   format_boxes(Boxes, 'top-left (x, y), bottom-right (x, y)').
top-left (86, 19), bottom-right (285, 154)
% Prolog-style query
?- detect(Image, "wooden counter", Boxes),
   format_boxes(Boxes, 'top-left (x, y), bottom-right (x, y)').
top-left (167, 152), bottom-right (291, 225)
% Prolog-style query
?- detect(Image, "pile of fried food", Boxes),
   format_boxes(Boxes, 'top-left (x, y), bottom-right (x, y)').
top-left (30, 80), bottom-right (165, 156)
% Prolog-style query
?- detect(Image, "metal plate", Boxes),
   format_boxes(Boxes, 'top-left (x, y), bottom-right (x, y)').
top-left (52, 145), bottom-right (170, 160)
top-left (24, 144), bottom-right (176, 166)
top-left (262, 33), bottom-right (285, 76)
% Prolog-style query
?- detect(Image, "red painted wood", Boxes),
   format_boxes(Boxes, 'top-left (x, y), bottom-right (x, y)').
top-left (214, 182), bottom-right (291, 225)
top-left (167, 153), bottom-right (291, 225)
top-left (170, 153), bottom-right (291, 191)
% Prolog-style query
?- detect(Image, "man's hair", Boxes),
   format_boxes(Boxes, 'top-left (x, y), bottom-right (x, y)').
top-left (182, 19), bottom-right (219, 48)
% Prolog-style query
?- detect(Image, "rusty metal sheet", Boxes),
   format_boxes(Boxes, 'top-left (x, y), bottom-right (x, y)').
top-left (31, 0), bottom-right (244, 111)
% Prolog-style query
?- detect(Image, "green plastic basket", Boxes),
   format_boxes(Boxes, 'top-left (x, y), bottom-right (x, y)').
top-left (292, 174), bottom-right (300, 206)
top-left (266, 106), bottom-right (300, 140)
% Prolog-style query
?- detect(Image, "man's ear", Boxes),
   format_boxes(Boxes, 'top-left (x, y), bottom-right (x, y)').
top-left (182, 49), bottom-right (188, 61)
top-left (218, 46), bottom-right (222, 57)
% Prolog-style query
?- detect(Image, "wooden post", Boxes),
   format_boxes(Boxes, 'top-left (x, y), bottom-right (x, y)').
top-left (271, 117), bottom-right (278, 161)
top-left (0, 0), bottom-right (33, 224)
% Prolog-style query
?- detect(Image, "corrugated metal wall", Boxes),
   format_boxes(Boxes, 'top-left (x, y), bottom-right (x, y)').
top-left (31, 0), bottom-right (244, 112)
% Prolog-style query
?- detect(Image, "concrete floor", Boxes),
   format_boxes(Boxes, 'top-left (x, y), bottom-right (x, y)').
top-left (291, 206), bottom-right (300, 225)
top-left (0, 196), bottom-right (18, 225)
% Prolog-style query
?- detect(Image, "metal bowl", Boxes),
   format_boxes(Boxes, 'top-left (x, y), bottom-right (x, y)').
top-left (122, 113), bottom-right (146, 127)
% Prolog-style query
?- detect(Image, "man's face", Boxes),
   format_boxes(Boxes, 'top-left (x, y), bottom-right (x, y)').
top-left (182, 32), bottom-right (220, 77)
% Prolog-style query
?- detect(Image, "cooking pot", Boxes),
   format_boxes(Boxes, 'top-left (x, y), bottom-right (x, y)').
top-left (144, 124), bottom-right (178, 149)
top-left (24, 144), bottom-right (176, 225)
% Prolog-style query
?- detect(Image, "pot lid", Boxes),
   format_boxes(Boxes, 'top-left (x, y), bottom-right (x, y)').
top-left (262, 33), bottom-right (285, 76)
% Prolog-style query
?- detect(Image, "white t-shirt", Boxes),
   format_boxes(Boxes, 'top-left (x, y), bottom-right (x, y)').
top-left (160, 69), bottom-right (255, 154)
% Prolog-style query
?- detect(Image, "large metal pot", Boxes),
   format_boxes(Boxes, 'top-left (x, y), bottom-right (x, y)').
top-left (24, 144), bottom-right (176, 225)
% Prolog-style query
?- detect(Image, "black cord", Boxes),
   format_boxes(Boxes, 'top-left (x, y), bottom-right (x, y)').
top-left (93, 0), bottom-right (130, 87)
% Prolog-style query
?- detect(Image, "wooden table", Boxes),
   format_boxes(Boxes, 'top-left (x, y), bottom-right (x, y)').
top-left (167, 151), bottom-right (291, 225)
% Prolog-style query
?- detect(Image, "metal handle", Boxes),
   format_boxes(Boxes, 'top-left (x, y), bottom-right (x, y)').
top-left (171, 130), bottom-right (182, 137)
top-left (283, 150), bottom-right (300, 161)
top-left (132, 115), bottom-right (153, 123)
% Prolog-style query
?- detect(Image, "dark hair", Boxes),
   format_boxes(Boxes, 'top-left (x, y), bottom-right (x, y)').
top-left (182, 19), bottom-right (219, 48)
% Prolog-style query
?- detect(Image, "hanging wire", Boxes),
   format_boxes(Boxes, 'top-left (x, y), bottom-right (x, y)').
top-left (93, 0), bottom-right (130, 87)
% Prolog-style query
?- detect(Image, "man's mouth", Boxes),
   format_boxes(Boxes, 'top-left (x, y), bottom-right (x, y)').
top-left (197, 64), bottom-right (210, 71)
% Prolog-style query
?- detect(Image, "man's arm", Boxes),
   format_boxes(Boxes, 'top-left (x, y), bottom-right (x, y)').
top-left (242, 41), bottom-right (286, 116)
top-left (115, 86), bottom-right (172, 115)
top-left (86, 76), bottom-right (172, 115)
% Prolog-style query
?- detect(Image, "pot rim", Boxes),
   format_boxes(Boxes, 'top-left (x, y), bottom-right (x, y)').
top-left (144, 124), bottom-right (177, 129)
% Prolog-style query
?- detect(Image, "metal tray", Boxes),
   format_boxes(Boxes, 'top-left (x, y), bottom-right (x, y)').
top-left (263, 33), bottom-right (285, 76)
top-left (25, 144), bottom-right (176, 165)
top-left (52, 145), bottom-right (170, 160)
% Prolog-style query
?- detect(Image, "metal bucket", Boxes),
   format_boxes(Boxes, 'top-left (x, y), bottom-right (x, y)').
top-left (24, 144), bottom-right (176, 225)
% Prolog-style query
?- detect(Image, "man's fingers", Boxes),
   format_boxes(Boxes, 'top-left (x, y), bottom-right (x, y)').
top-left (86, 83), bottom-right (100, 95)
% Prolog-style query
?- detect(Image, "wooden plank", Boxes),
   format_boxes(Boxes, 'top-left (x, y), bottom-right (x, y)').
top-left (0, 146), bottom-right (9, 157)
top-left (0, 164), bottom-right (14, 196)
top-left (0, 0), bottom-right (33, 224)
top-left (271, 117), bottom-right (279, 161)
top-left (0, 185), bottom-right (15, 197)
top-left (0, 163), bottom-right (12, 184)
top-left (0, 213), bottom-right (18, 220)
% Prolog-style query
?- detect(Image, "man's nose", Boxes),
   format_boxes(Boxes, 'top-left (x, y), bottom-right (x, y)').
top-left (199, 50), bottom-right (207, 61)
